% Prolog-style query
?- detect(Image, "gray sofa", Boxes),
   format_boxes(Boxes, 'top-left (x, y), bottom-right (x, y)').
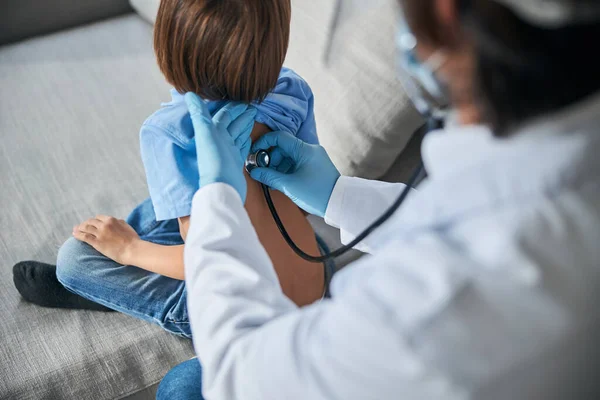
top-left (0, 0), bottom-right (423, 398)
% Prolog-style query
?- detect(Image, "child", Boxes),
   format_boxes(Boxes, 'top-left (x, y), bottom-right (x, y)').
top-left (13, 0), bottom-right (332, 338)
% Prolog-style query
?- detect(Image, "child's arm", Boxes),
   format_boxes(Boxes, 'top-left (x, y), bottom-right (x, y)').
top-left (125, 241), bottom-right (184, 280)
top-left (73, 215), bottom-right (186, 280)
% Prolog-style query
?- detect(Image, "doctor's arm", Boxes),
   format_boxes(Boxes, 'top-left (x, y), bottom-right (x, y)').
top-left (182, 94), bottom-right (470, 399)
top-left (185, 184), bottom-right (446, 400)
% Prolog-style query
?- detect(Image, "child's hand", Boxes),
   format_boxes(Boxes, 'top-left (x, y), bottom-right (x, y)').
top-left (73, 216), bottom-right (140, 265)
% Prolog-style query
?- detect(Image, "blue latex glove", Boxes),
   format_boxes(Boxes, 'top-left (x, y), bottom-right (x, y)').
top-left (185, 93), bottom-right (257, 203)
top-left (249, 131), bottom-right (340, 217)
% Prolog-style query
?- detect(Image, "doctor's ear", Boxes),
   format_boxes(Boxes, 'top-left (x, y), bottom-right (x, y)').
top-left (401, 0), bottom-right (481, 125)
top-left (433, 0), bottom-right (462, 42)
top-left (400, 0), bottom-right (465, 49)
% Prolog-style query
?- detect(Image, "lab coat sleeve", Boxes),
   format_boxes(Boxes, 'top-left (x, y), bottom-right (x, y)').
top-left (184, 183), bottom-right (297, 398)
top-left (184, 183), bottom-right (463, 400)
top-left (325, 176), bottom-right (412, 253)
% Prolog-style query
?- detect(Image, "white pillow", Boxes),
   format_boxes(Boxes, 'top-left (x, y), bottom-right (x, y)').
top-left (129, 0), bottom-right (160, 24)
top-left (129, 0), bottom-right (423, 178)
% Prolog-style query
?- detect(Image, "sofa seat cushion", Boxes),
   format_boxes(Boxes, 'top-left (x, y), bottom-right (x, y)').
top-left (0, 15), bottom-right (195, 400)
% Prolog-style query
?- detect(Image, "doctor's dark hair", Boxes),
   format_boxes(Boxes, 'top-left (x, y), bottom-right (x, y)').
top-left (154, 0), bottom-right (291, 103)
top-left (402, 0), bottom-right (600, 135)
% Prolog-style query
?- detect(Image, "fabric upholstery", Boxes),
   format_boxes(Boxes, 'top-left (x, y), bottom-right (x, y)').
top-left (0, 16), bottom-right (195, 400)
top-left (0, 0), bottom-right (132, 46)
top-left (129, 0), bottom-right (159, 24)
top-left (129, 0), bottom-right (425, 178)
top-left (286, 0), bottom-right (425, 178)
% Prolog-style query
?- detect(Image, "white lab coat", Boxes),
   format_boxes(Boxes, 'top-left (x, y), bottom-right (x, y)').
top-left (184, 92), bottom-right (600, 400)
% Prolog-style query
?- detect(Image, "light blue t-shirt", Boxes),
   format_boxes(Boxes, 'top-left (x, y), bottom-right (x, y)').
top-left (140, 67), bottom-right (318, 221)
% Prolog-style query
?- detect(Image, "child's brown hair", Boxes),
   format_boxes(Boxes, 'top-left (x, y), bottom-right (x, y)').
top-left (154, 0), bottom-right (291, 103)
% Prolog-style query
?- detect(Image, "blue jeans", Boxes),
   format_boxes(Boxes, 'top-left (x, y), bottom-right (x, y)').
top-left (56, 198), bottom-right (335, 339)
top-left (56, 198), bottom-right (191, 337)
top-left (156, 358), bottom-right (203, 400)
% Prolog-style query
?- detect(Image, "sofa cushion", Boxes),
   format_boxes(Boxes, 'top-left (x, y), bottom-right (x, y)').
top-left (286, 0), bottom-right (424, 178)
top-left (129, 0), bottom-right (159, 25)
top-left (129, 0), bottom-right (424, 178)
top-left (0, 15), bottom-right (195, 400)
top-left (0, 0), bottom-right (133, 45)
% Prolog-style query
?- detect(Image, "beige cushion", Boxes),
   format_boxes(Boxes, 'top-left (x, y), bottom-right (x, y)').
top-left (129, 0), bottom-right (423, 178)
top-left (129, 0), bottom-right (159, 24)
top-left (286, 0), bottom-right (423, 178)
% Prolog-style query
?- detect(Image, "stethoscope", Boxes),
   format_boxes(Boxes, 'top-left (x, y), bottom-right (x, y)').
top-left (245, 119), bottom-right (442, 263)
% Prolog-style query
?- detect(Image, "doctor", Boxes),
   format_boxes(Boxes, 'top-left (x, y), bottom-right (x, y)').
top-left (160, 0), bottom-right (600, 398)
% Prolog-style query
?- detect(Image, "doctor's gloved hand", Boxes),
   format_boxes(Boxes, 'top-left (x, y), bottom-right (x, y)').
top-left (185, 93), bottom-right (257, 203)
top-left (250, 131), bottom-right (340, 217)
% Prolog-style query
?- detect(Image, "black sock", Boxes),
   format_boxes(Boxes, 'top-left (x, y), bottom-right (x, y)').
top-left (13, 261), bottom-right (115, 312)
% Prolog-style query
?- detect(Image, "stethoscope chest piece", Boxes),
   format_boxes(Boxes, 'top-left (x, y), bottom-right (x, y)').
top-left (245, 150), bottom-right (271, 173)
